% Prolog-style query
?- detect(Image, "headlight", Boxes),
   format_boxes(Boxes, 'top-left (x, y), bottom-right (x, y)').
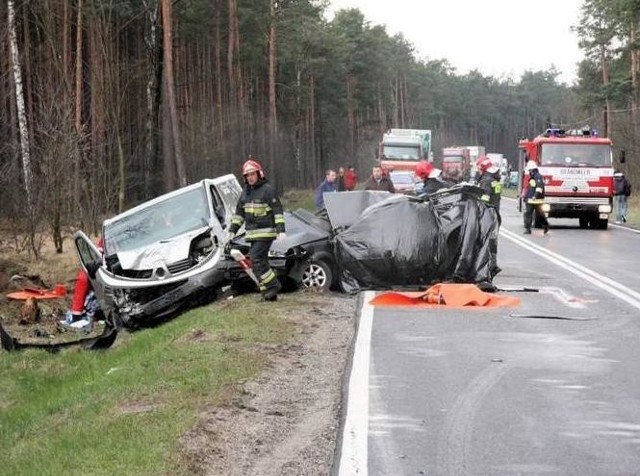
top-left (541, 203), bottom-right (551, 212)
top-left (598, 204), bottom-right (612, 213)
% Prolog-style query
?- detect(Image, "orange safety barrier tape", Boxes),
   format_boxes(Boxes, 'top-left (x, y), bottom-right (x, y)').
top-left (6, 284), bottom-right (67, 301)
top-left (370, 283), bottom-right (520, 308)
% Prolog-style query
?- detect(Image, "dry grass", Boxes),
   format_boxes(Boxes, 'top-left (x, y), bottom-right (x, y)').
top-left (0, 230), bottom-right (88, 289)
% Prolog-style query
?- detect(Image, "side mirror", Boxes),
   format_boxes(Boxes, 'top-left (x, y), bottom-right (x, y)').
top-left (619, 149), bottom-right (626, 164)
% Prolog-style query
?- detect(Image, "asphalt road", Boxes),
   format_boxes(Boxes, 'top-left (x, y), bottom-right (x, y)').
top-left (337, 198), bottom-right (640, 476)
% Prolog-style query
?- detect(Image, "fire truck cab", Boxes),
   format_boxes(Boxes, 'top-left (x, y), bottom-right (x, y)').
top-left (518, 128), bottom-right (614, 229)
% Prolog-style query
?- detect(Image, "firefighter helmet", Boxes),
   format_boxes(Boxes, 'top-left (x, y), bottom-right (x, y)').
top-left (476, 156), bottom-right (492, 173)
top-left (525, 160), bottom-right (538, 171)
top-left (415, 161), bottom-right (434, 180)
top-left (242, 159), bottom-right (264, 179)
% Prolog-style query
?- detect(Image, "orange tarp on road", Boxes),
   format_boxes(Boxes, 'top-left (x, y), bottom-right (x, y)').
top-left (370, 283), bottom-right (520, 308)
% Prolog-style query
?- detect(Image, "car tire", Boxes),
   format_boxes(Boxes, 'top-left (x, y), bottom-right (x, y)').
top-left (299, 259), bottom-right (333, 291)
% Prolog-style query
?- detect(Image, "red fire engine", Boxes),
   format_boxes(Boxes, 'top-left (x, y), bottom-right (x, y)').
top-left (518, 128), bottom-right (617, 229)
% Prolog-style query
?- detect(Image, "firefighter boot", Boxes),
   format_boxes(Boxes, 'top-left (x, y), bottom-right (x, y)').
top-left (262, 279), bottom-right (281, 301)
top-left (260, 269), bottom-right (281, 302)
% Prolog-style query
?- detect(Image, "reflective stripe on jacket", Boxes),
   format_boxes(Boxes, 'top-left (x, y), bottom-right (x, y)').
top-left (229, 179), bottom-right (285, 241)
top-left (478, 172), bottom-right (502, 211)
top-left (524, 170), bottom-right (545, 203)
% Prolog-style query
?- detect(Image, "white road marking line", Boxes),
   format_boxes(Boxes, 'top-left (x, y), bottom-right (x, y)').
top-left (501, 227), bottom-right (640, 310)
top-left (338, 290), bottom-right (374, 476)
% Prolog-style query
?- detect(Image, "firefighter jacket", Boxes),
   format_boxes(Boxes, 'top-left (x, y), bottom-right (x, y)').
top-left (423, 177), bottom-right (450, 195)
top-left (524, 170), bottom-right (545, 204)
top-left (478, 172), bottom-right (502, 212)
top-left (229, 179), bottom-right (285, 241)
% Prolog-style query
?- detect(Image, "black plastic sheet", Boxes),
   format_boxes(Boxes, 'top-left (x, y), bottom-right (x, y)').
top-left (333, 185), bottom-right (499, 292)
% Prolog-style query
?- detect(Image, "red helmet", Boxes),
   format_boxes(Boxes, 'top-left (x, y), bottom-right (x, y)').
top-left (415, 161), bottom-right (434, 179)
top-left (476, 156), bottom-right (492, 173)
top-left (241, 159), bottom-right (264, 179)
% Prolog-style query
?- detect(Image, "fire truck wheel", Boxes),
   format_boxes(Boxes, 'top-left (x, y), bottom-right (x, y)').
top-left (596, 218), bottom-right (608, 230)
top-left (579, 217), bottom-right (589, 229)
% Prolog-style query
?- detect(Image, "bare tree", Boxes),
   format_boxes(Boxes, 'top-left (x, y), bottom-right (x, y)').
top-left (7, 0), bottom-right (37, 257)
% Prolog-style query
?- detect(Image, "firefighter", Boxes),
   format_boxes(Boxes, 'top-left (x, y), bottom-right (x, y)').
top-left (416, 161), bottom-right (450, 194)
top-left (228, 159), bottom-right (286, 301)
top-left (476, 156), bottom-right (502, 277)
top-left (476, 156), bottom-right (502, 216)
top-left (522, 160), bottom-right (549, 235)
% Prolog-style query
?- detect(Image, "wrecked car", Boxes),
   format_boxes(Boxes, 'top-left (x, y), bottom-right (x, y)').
top-left (74, 175), bottom-right (242, 328)
top-left (228, 208), bottom-right (338, 291)
top-left (325, 186), bottom-right (500, 292)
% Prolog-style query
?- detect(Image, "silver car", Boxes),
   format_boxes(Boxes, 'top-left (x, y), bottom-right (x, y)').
top-left (74, 175), bottom-right (242, 328)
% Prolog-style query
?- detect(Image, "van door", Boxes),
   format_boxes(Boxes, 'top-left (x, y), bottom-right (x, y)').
top-left (73, 231), bottom-right (108, 310)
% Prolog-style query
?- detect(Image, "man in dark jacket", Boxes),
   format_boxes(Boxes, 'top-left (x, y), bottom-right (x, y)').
top-left (229, 159), bottom-right (286, 301)
top-left (613, 171), bottom-right (632, 223)
top-left (315, 169), bottom-right (338, 210)
top-left (522, 160), bottom-right (549, 234)
top-left (364, 166), bottom-right (395, 192)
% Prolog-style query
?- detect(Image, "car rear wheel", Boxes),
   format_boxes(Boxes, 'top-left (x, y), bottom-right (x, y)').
top-left (299, 259), bottom-right (333, 291)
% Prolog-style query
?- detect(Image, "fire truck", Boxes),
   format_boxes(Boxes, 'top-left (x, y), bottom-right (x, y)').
top-left (518, 128), bottom-right (615, 229)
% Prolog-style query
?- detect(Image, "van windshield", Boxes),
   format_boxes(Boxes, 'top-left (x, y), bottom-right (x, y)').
top-left (104, 187), bottom-right (211, 253)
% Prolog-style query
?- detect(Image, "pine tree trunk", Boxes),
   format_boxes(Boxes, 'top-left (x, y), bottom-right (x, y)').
top-left (268, 0), bottom-right (277, 175)
top-left (214, 0), bottom-right (224, 142)
top-left (161, 0), bottom-right (187, 187)
top-left (601, 46), bottom-right (612, 137)
top-left (143, 0), bottom-right (161, 198)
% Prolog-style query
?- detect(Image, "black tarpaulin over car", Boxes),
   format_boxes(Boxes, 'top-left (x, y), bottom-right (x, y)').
top-left (331, 186), bottom-right (499, 292)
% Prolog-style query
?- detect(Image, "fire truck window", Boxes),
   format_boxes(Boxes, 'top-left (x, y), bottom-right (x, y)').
top-left (541, 143), bottom-right (610, 167)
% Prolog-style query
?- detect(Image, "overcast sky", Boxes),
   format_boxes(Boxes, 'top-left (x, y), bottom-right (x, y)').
top-left (325, 0), bottom-right (585, 85)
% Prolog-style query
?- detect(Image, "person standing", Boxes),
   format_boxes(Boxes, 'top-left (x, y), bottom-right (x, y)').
top-left (315, 169), bottom-right (338, 210)
top-left (476, 156), bottom-right (502, 216)
top-left (336, 167), bottom-right (346, 192)
top-left (613, 171), bottom-right (632, 223)
top-left (476, 156), bottom-right (502, 277)
top-left (522, 160), bottom-right (549, 235)
top-left (229, 159), bottom-right (286, 301)
top-left (364, 165), bottom-right (395, 192)
top-left (344, 165), bottom-right (357, 191)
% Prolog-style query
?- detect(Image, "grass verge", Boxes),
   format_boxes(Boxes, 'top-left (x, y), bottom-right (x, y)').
top-left (0, 295), bottom-right (298, 476)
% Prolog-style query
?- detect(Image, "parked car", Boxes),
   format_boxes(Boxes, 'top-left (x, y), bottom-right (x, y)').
top-left (389, 170), bottom-right (420, 195)
top-left (74, 175), bottom-right (243, 328)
